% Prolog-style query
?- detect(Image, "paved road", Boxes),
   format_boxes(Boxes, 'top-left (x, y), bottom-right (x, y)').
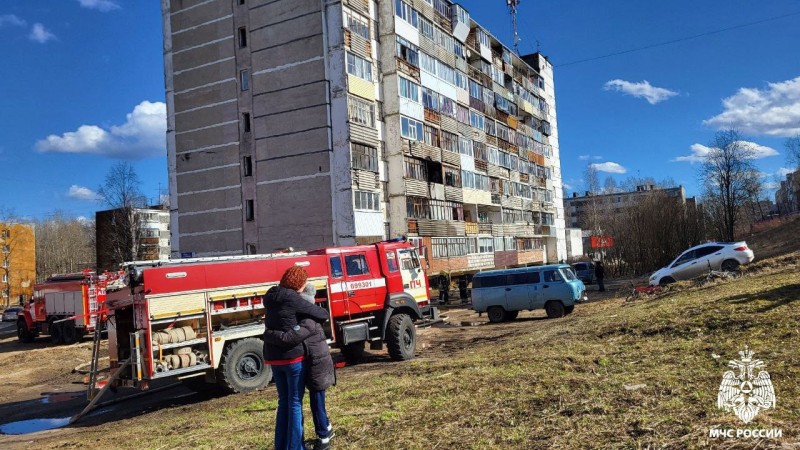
top-left (0, 320), bottom-right (16, 336)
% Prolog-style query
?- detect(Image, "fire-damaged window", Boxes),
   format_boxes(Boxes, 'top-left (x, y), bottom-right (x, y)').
top-left (351, 143), bottom-right (378, 172)
top-left (395, 36), bottom-right (419, 67)
top-left (349, 96), bottom-right (375, 127)
top-left (444, 166), bottom-right (461, 188)
top-left (345, 254), bottom-right (369, 276)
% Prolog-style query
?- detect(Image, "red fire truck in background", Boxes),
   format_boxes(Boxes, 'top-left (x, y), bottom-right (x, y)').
top-left (103, 239), bottom-right (435, 393)
top-left (17, 270), bottom-right (125, 344)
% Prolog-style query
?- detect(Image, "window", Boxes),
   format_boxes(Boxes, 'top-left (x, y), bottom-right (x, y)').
top-left (406, 196), bottom-right (430, 219)
top-left (440, 96), bottom-right (456, 118)
top-left (433, 0), bottom-right (451, 17)
top-left (240, 70), bottom-right (249, 91)
top-left (400, 116), bottom-right (423, 141)
top-left (344, 10), bottom-right (370, 39)
top-left (396, 37), bottom-right (419, 67)
top-left (477, 28), bottom-right (490, 47)
top-left (349, 96), bottom-right (375, 127)
top-left (444, 166), bottom-right (461, 187)
top-left (455, 71), bottom-right (468, 90)
top-left (238, 27), bottom-right (247, 48)
top-left (447, 238), bottom-right (467, 257)
top-left (354, 190), bottom-right (380, 211)
top-left (431, 238), bottom-right (448, 258)
top-left (246, 243), bottom-right (257, 255)
top-left (469, 110), bottom-right (484, 130)
top-left (456, 104), bottom-right (470, 124)
top-left (469, 79), bottom-right (482, 100)
top-left (238, 0), bottom-right (245, 4)
top-left (441, 131), bottom-right (458, 153)
top-left (242, 156), bottom-right (253, 177)
top-left (418, 15), bottom-right (434, 38)
top-left (478, 237), bottom-right (494, 253)
top-left (346, 52), bottom-right (372, 81)
top-left (398, 76), bottom-right (420, 102)
top-left (245, 199), bottom-right (254, 221)
top-left (352, 143), bottom-right (378, 172)
top-left (2, 244), bottom-right (10, 253)
top-left (457, 136), bottom-right (472, 156)
top-left (242, 112), bottom-right (251, 133)
top-left (395, 0), bottom-right (418, 27)
top-left (386, 251), bottom-right (399, 272)
top-left (330, 256), bottom-right (343, 278)
top-left (419, 52), bottom-right (436, 74)
top-left (1, 274), bottom-right (6, 283)
top-left (487, 146), bottom-right (499, 165)
top-left (345, 254), bottom-right (370, 276)
top-left (472, 141), bottom-right (486, 161)
top-left (404, 157), bottom-right (428, 181)
top-left (484, 119), bottom-right (496, 136)
top-left (423, 125), bottom-right (440, 147)
top-left (509, 271), bottom-right (539, 285)
top-left (543, 270), bottom-right (563, 283)
top-left (696, 245), bottom-right (723, 257)
top-left (422, 88), bottom-right (439, 111)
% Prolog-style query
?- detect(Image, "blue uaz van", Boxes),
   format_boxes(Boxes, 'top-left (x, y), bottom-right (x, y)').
top-left (471, 264), bottom-right (586, 322)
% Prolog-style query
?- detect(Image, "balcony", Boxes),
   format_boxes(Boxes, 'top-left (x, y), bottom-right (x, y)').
top-left (465, 222), bottom-right (478, 235)
top-left (477, 223), bottom-right (493, 234)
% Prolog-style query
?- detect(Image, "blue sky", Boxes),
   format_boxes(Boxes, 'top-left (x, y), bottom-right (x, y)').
top-left (1, 0), bottom-right (799, 220)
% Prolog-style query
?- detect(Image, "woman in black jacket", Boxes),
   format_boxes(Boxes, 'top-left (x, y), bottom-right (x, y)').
top-left (263, 267), bottom-right (329, 450)
top-left (264, 283), bottom-right (335, 450)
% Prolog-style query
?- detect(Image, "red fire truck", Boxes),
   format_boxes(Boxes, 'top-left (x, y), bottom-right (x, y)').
top-left (17, 271), bottom-right (124, 344)
top-left (103, 239), bottom-right (434, 393)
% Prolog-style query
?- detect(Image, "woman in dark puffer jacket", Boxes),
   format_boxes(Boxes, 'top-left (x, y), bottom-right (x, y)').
top-left (264, 267), bottom-right (329, 450)
top-left (264, 282), bottom-right (335, 450)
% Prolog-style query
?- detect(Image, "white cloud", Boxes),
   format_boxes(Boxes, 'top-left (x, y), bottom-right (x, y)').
top-left (604, 79), bottom-right (678, 105)
top-left (36, 101), bottom-right (167, 159)
top-left (562, 183), bottom-right (572, 190)
top-left (67, 185), bottom-right (103, 202)
top-left (77, 0), bottom-right (121, 12)
top-left (0, 14), bottom-right (26, 27)
top-left (673, 141), bottom-right (779, 163)
top-left (763, 181), bottom-right (780, 190)
top-left (590, 162), bottom-right (627, 174)
top-left (578, 155), bottom-right (603, 161)
top-left (704, 76), bottom-right (800, 137)
top-left (29, 23), bottom-right (56, 43)
top-left (777, 167), bottom-right (794, 177)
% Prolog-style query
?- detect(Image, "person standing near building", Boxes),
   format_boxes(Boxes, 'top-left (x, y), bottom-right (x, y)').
top-left (438, 272), bottom-right (450, 304)
top-left (264, 283), bottom-right (336, 450)
top-left (595, 260), bottom-right (606, 292)
top-left (263, 266), bottom-right (329, 450)
top-left (458, 277), bottom-right (469, 304)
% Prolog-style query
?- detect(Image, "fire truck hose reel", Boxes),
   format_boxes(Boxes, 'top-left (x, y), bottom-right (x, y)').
top-left (174, 346), bottom-right (192, 355)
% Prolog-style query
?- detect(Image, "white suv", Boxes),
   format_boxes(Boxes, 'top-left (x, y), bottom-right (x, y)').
top-left (649, 242), bottom-right (755, 286)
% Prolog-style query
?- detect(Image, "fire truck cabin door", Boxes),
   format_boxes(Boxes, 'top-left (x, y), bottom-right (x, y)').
top-left (342, 252), bottom-right (382, 315)
top-left (396, 248), bottom-right (427, 302)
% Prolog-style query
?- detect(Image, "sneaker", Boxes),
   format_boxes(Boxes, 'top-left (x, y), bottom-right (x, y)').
top-left (312, 438), bottom-right (331, 450)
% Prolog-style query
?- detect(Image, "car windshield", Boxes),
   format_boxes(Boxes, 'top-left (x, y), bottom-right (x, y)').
top-left (560, 268), bottom-right (577, 281)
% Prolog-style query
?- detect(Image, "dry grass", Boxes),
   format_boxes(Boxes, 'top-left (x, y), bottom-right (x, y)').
top-left (6, 256), bottom-right (800, 449)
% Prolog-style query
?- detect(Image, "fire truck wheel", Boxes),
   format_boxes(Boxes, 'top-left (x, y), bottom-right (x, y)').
top-left (50, 320), bottom-right (64, 344)
top-left (340, 342), bottom-right (365, 365)
top-left (386, 314), bottom-right (416, 361)
top-left (17, 319), bottom-right (35, 343)
top-left (61, 322), bottom-right (78, 345)
top-left (217, 338), bottom-right (271, 394)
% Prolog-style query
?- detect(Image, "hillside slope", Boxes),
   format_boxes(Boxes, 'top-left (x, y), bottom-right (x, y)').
top-left (4, 254), bottom-right (798, 449)
top-left (742, 214), bottom-right (800, 260)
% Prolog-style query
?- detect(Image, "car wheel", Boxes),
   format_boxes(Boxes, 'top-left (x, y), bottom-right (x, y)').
top-left (545, 301), bottom-right (565, 319)
top-left (487, 306), bottom-right (506, 323)
top-left (721, 259), bottom-right (740, 272)
top-left (564, 305), bottom-right (575, 314)
top-left (659, 277), bottom-right (675, 286)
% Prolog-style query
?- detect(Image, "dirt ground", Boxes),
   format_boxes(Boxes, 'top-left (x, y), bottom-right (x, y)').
top-left (0, 280), bottom-right (626, 448)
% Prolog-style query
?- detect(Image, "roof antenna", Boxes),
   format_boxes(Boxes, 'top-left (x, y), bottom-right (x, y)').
top-left (506, 0), bottom-right (522, 55)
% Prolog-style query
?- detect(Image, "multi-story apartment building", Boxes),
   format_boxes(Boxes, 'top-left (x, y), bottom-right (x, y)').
top-left (565, 185), bottom-right (686, 229)
top-left (775, 169), bottom-right (799, 215)
top-left (162, 0), bottom-right (567, 274)
top-left (96, 206), bottom-right (171, 270)
top-left (0, 223), bottom-right (36, 305)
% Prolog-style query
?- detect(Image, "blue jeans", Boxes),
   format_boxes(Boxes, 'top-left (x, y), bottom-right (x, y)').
top-left (308, 389), bottom-right (331, 439)
top-left (272, 362), bottom-right (306, 450)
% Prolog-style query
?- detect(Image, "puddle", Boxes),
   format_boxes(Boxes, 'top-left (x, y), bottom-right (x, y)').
top-left (40, 392), bottom-right (83, 404)
top-left (0, 418), bottom-right (70, 435)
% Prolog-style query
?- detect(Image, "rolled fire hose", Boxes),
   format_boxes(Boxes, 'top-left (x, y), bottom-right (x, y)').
top-left (174, 346), bottom-right (192, 355)
top-left (179, 354), bottom-right (191, 368)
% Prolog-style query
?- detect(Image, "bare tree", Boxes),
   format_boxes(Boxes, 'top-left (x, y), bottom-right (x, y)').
top-left (701, 130), bottom-right (760, 242)
top-left (97, 162), bottom-right (147, 269)
top-left (35, 212), bottom-right (95, 280)
top-left (603, 176), bottom-right (618, 194)
top-left (786, 135), bottom-right (800, 169)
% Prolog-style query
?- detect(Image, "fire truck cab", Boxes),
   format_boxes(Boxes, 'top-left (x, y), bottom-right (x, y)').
top-left (105, 240), bottom-right (434, 393)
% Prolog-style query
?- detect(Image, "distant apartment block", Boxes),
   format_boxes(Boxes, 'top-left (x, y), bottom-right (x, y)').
top-left (96, 206), bottom-right (170, 271)
top-left (0, 223), bottom-right (35, 304)
top-left (162, 0), bottom-right (567, 272)
top-left (775, 169), bottom-right (799, 214)
top-left (565, 185), bottom-right (686, 229)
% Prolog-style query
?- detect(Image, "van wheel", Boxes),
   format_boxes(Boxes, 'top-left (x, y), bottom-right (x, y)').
top-left (217, 338), bottom-right (271, 394)
top-left (564, 305), bottom-right (575, 315)
top-left (341, 341), bottom-right (365, 365)
top-left (386, 314), bottom-right (416, 361)
top-left (487, 306), bottom-right (506, 323)
top-left (17, 319), bottom-right (34, 343)
top-left (505, 311), bottom-right (519, 321)
top-left (721, 259), bottom-right (740, 272)
top-left (545, 301), bottom-right (565, 319)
